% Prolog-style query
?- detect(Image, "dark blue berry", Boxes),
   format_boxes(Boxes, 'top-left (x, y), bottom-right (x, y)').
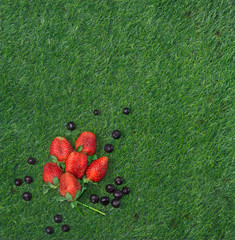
top-left (122, 186), bottom-right (130, 194)
top-left (67, 122), bottom-right (76, 130)
top-left (27, 158), bottom-right (36, 165)
top-left (100, 196), bottom-right (109, 205)
top-left (93, 110), bottom-right (99, 115)
top-left (106, 184), bottom-right (115, 193)
top-left (54, 214), bottom-right (62, 223)
top-left (112, 130), bottom-right (121, 139)
top-left (22, 192), bottom-right (32, 201)
top-left (15, 178), bottom-right (22, 186)
top-left (111, 199), bottom-right (120, 208)
top-left (104, 144), bottom-right (114, 153)
top-left (123, 108), bottom-right (130, 115)
top-left (115, 176), bottom-right (123, 185)
top-left (62, 224), bottom-right (70, 232)
top-left (90, 194), bottom-right (99, 203)
top-left (113, 190), bottom-right (122, 199)
top-left (45, 226), bottom-right (53, 234)
top-left (24, 176), bottom-right (33, 184)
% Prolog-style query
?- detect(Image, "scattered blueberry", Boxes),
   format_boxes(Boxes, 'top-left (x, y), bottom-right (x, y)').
top-left (122, 186), bottom-right (130, 195)
top-left (67, 122), bottom-right (76, 131)
top-left (100, 196), bottom-right (109, 205)
top-left (45, 226), bottom-right (54, 234)
top-left (90, 194), bottom-right (99, 204)
top-left (62, 224), bottom-right (70, 232)
top-left (112, 130), bottom-right (121, 139)
top-left (93, 110), bottom-right (99, 115)
top-left (22, 192), bottom-right (32, 201)
top-left (113, 190), bottom-right (123, 199)
top-left (24, 176), bottom-right (33, 184)
top-left (104, 144), bottom-right (114, 153)
top-left (115, 176), bottom-right (123, 185)
top-left (27, 157), bottom-right (36, 165)
top-left (105, 184), bottom-right (115, 193)
top-left (54, 214), bottom-right (62, 223)
top-left (123, 108), bottom-right (130, 115)
top-left (15, 178), bottom-right (22, 186)
top-left (111, 199), bottom-right (121, 208)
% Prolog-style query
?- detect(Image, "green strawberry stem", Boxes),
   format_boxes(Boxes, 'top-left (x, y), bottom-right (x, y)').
top-left (74, 204), bottom-right (84, 216)
top-left (82, 177), bottom-right (97, 185)
top-left (77, 145), bottom-right (83, 152)
top-left (76, 201), bottom-right (105, 216)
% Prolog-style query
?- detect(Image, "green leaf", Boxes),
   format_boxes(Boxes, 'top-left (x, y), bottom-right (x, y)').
top-left (81, 186), bottom-right (86, 193)
top-left (59, 162), bottom-right (65, 171)
top-left (80, 187), bottom-right (86, 197)
top-left (47, 182), bottom-right (56, 188)
top-left (90, 155), bottom-right (98, 161)
top-left (52, 177), bottom-right (59, 186)
top-left (70, 202), bottom-right (75, 208)
top-left (43, 188), bottom-right (49, 194)
top-left (51, 156), bottom-right (65, 169)
top-left (51, 156), bottom-right (58, 162)
top-left (65, 192), bottom-right (73, 201)
top-left (82, 177), bottom-right (95, 184)
top-left (43, 183), bottom-right (50, 188)
top-left (74, 187), bottom-right (87, 200)
top-left (75, 189), bottom-right (81, 200)
top-left (77, 145), bottom-right (83, 152)
top-left (56, 196), bottom-right (67, 202)
top-left (73, 202), bottom-right (84, 216)
top-left (88, 154), bottom-right (98, 163)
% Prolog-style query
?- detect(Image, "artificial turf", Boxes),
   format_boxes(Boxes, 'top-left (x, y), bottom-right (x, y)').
top-left (0, 0), bottom-right (234, 239)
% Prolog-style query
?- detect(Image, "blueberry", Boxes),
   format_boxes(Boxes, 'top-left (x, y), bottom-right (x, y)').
top-left (45, 226), bottom-right (53, 234)
top-left (90, 194), bottom-right (99, 204)
top-left (115, 176), bottom-right (123, 185)
top-left (15, 178), bottom-right (22, 186)
top-left (62, 224), bottom-right (70, 232)
top-left (22, 192), bottom-right (32, 201)
top-left (122, 186), bottom-right (130, 195)
top-left (113, 190), bottom-right (122, 199)
top-left (24, 176), bottom-right (33, 184)
top-left (54, 214), bottom-right (62, 223)
top-left (104, 144), bottom-right (114, 153)
top-left (93, 109), bottom-right (99, 115)
top-left (27, 157), bottom-right (36, 165)
top-left (112, 130), bottom-right (121, 139)
top-left (123, 108), bottom-right (130, 115)
top-left (111, 199), bottom-right (120, 208)
top-left (100, 196), bottom-right (109, 205)
top-left (67, 122), bottom-right (76, 130)
top-left (105, 184), bottom-right (115, 193)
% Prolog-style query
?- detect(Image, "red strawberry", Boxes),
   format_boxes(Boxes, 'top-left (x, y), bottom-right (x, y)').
top-left (50, 137), bottom-right (73, 162)
top-left (65, 151), bottom-right (88, 179)
top-left (85, 156), bottom-right (108, 182)
top-left (59, 172), bottom-right (81, 200)
top-left (75, 132), bottom-right (96, 156)
top-left (42, 162), bottom-right (63, 185)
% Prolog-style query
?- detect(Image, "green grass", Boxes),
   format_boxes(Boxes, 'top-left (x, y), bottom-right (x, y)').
top-left (0, 0), bottom-right (234, 239)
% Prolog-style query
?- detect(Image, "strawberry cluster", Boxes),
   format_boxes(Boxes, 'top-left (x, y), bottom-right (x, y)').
top-left (42, 132), bottom-right (108, 215)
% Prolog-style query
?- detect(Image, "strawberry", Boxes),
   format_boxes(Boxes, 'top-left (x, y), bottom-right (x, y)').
top-left (59, 172), bottom-right (81, 200)
top-left (42, 162), bottom-right (63, 185)
top-left (50, 137), bottom-right (73, 162)
top-left (65, 151), bottom-right (88, 179)
top-left (85, 156), bottom-right (108, 182)
top-left (75, 132), bottom-right (96, 156)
